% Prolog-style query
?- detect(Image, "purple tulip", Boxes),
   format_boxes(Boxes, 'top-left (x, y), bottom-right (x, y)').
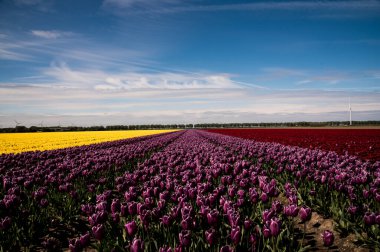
top-left (364, 212), bottom-right (376, 225)
top-left (269, 218), bottom-right (281, 237)
top-left (244, 218), bottom-right (253, 230)
top-left (237, 189), bottom-right (245, 198)
top-left (161, 215), bottom-right (173, 227)
top-left (236, 198), bottom-right (245, 207)
top-left (230, 226), bottom-right (241, 245)
top-left (284, 204), bottom-right (299, 217)
top-left (263, 225), bottom-right (271, 238)
top-left (271, 200), bottom-right (283, 213)
top-left (0, 216), bottom-right (11, 230)
top-left (96, 201), bottom-right (108, 212)
top-left (249, 234), bottom-right (257, 245)
top-left (128, 202), bottom-right (138, 215)
top-left (111, 199), bottom-right (120, 214)
top-left (262, 209), bottom-right (273, 222)
top-left (125, 220), bottom-right (138, 236)
top-left (179, 230), bottom-right (191, 247)
top-left (288, 195), bottom-right (298, 205)
top-left (347, 205), bottom-right (358, 215)
top-left (40, 198), bottom-right (49, 208)
top-left (69, 238), bottom-right (82, 252)
top-left (205, 228), bottom-right (218, 245)
top-left (260, 192), bottom-right (268, 203)
top-left (321, 230), bottom-right (334, 247)
top-left (181, 216), bottom-right (193, 230)
top-left (363, 189), bottom-right (370, 199)
top-left (81, 204), bottom-right (95, 216)
top-left (79, 232), bottom-right (90, 247)
top-left (130, 238), bottom-right (144, 252)
top-left (321, 174), bottom-right (327, 184)
top-left (92, 224), bottom-right (105, 240)
top-left (207, 209), bottom-right (219, 227)
top-left (299, 206), bottom-right (312, 222)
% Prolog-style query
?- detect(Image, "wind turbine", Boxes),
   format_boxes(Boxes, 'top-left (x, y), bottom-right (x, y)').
top-left (14, 120), bottom-right (21, 127)
top-left (39, 121), bottom-right (44, 127)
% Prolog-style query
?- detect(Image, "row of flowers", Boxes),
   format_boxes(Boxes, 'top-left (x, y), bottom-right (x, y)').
top-left (1, 130), bottom-right (379, 251)
top-left (206, 128), bottom-right (380, 161)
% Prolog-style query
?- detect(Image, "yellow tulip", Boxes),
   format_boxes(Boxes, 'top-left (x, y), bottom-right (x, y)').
top-left (0, 130), bottom-right (177, 154)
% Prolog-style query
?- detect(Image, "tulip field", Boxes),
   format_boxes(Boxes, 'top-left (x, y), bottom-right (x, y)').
top-left (0, 129), bottom-right (379, 251)
top-left (206, 128), bottom-right (380, 161)
top-left (0, 130), bottom-right (177, 154)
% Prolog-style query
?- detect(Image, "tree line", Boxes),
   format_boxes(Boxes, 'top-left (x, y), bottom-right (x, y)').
top-left (0, 121), bottom-right (379, 133)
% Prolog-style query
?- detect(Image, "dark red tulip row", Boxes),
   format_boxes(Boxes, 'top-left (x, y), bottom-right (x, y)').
top-left (1, 129), bottom-right (379, 251)
top-left (206, 128), bottom-right (380, 161)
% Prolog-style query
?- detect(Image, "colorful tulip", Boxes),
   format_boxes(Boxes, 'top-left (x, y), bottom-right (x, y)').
top-left (92, 224), bottom-right (105, 240)
top-left (130, 238), bottom-right (144, 252)
top-left (179, 230), bottom-right (191, 247)
top-left (205, 228), bottom-right (218, 245)
top-left (299, 206), bottom-right (312, 222)
top-left (230, 226), bottom-right (241, 245)
top-left (322, 230), bottom-right (334, 247)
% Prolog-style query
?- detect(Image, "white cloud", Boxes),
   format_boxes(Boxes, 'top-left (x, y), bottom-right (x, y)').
top-left (42, 62), bottom-right (242, 91)
top-left (31, 30), bottom-right (72, 39)
top-left (0, 47), bottom-right (31, 61)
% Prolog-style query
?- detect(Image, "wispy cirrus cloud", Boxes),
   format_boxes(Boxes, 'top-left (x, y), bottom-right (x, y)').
top-left (41, 62), bottom-right (243, 90)
top-left (31, 30), bottom-right (73, 39)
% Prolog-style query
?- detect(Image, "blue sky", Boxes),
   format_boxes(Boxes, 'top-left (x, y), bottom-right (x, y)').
top-left (0, 0), bottom-right (380, 127)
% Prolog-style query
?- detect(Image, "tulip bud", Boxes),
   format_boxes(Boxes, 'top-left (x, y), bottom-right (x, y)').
top-left (207, 209), bottom-right (219, 227)
top-left (130, 238), bottom-right (144, 252)
top-left (260, 192), bottom-right (268, 203)
top-left (299, 206), bottom-right (312, 222)
top-left (262, 225), bottom-right (271, 238)
top-left (230, 226), bottom-right (241, 245)
top-left (111, 199), bottom-right (120, 214)
top-left (69, 238), bottom-right (81, 252)
top-left (271, 200), bottom-right (283, 214)
top-left (347, 205), bottom-right (358, 215)
top-left (205, 228), bottom-right (218, 245)
top-left (244, 218), bottom-right (253, 230)
top-left (284, 204), bottom-right (299, 217)
top-left (79, 232), bottom-right (90, 247)
top-left (322, 230), bottom-right (334, 247)
top-left (364, 212), bottom-right (376, 226)
top-left (0, 216), bottom-right (11, 230)
top-left (125, 220), bottom-right (138, 236)
top-left (92, 224), bottom-right (105, 240)
top-left (269, 218), bottom-right (281, 237)
top-left (40, 198), bottom-right (49, 208)
top-left (179, 230), bottom-right (191, 247)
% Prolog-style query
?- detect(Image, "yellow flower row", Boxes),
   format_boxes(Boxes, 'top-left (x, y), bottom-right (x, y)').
top-left (0, 130), bottom-right (178, 154)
